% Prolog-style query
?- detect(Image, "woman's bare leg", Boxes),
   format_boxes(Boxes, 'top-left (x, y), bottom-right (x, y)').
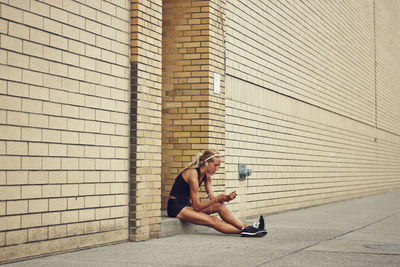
top-left (177, 207), bottom-right (241, 234)
top-left (202, 202), bottom-right (245, 230)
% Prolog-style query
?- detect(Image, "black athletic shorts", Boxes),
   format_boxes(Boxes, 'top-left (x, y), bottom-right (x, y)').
top-left (167, 198), bottom-right (191, 218)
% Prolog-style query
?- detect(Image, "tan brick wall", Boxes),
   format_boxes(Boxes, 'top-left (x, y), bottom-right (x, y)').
top-left (225, 77), bottom-right (400, 218)
top-left (129, 0), bottom-right (162, 241)
top-left (225, 0), bottom-right (400, 218)
top-left (0, 0), bottom-right (130, 262)
top-left (375, 0), bottom-right (400, 133)
top-left (161, 0), bottom-right (226, 208)
top-left (226, 0), bottom-right (376, 125)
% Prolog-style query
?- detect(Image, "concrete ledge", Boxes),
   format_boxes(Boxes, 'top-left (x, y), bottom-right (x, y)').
top-left (160, 211), bottom-right (210, 237)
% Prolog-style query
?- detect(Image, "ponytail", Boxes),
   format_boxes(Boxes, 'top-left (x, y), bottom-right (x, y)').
top-left (186, 152), bottom-right (203, 169)
top-left (182, 149), bottom-right (221, 171)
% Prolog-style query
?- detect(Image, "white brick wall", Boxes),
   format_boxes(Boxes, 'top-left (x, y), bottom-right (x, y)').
top-left (375, 0), bottom-right (400, 134)
top-left (225, 0), bottom-right (400, 218)
top-left (0, 0), bottom-right (130, 261)
top-left (226, 0), bottom-right (375, 125)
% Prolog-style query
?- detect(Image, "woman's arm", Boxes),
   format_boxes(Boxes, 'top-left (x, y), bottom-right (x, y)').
top-left (186, 170), bottom-right (228, 211)
top-left (204, 175), bottom-right (216, 199)
top-left (205, 173), bottom-right (237, 202)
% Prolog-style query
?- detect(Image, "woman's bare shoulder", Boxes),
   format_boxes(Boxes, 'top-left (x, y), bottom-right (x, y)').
top-left (182, 168), bottom-right (198, 182)
top-left (182, 168), bottom-right (197, 176)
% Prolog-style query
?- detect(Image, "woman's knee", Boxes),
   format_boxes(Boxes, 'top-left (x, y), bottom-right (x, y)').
top-left (210, 202), bottom-right (222, 210)
top-left (208, 215), bottom-right (220, 227)
top-left (213, 202), bottom-right (228, 213)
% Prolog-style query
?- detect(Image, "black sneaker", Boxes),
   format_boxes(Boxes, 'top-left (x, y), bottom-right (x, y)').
top-left (241, 216), bottom-right (267, 237)
top-left (258, 215), bottom-right (267, 237)
top-left (259, 215), bottom-right (265, 230)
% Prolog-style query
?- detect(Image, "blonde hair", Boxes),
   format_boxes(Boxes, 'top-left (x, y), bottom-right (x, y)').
top-left (184, 149), bottom-right (221, 171)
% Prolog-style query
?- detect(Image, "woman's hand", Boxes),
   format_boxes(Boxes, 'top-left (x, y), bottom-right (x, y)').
top-left (215, 190), bottom-right (237, 203)
top-left (228, 190), bottom-right (237, 201)
top-left (215, 194), bottom-right (229, 203)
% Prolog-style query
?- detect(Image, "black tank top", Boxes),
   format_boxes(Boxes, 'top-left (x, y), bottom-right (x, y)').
top-left (169, 167), bottom-right (206, 202)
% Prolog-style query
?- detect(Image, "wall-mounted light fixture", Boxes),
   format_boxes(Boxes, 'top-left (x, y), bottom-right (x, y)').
top-left (239, 163), bottom-right (252, 180)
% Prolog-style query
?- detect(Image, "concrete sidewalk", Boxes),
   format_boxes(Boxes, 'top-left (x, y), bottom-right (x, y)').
top-left (3, 190), bottom-right (400, 266)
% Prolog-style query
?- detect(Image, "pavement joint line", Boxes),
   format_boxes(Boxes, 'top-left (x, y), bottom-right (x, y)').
top-left (327, 210), bottom-right (400, 240)
top-left (256, 240), bottom-right (321, 266)
top-left (256, 210), bottom-right (400, 266)
top-left (304, 250), bottom-right (400, 257)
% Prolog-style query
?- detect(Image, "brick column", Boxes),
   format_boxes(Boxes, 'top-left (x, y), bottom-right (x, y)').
top-left (130, 0), bottom-right (163, 241)
top-left (161, 0), bottom-right (226, 208)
